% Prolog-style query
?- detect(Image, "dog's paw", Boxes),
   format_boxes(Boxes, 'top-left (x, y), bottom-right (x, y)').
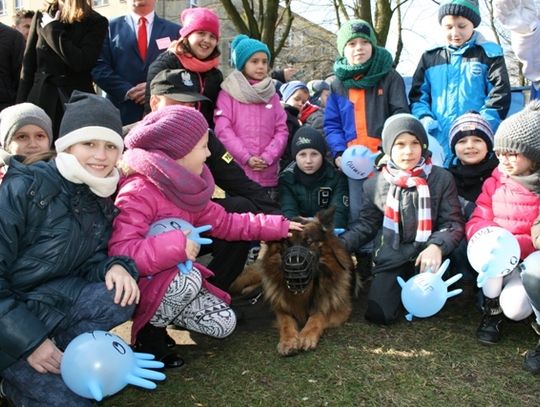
top-left (277, 337), bottom-right (300, 356)
top-left (299, 332), bottom-right (320, 351)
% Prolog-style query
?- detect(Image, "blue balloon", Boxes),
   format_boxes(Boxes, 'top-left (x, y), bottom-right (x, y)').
top-left (467, 226), bottom-right (520, 288)
top-left (397, 259), bottom-right (462, 321)
top-left (147, 218), bottom-right (213, 274)
top-left (61, 331), bottom-right (166, 401)
top-left (340, 146), bottom-right (378, 180)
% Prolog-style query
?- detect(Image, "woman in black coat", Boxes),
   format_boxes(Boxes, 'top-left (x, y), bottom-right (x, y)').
top-left (16, 0), bottom-right (108, 139)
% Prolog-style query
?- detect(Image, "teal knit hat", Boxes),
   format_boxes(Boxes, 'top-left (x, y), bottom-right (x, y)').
top-left (231, 34), bottom-right (271, 71)
top-left (438, 0), bottom-right (481, 27)
top-left (336, 19), bottom-right (377, 57)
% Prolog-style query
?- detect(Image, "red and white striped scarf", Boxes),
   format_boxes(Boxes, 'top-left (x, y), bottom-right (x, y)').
top-left (382, 159), bottom-right (432, 249)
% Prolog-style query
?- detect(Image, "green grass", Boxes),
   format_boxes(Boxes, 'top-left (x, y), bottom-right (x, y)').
top-left (102, 292), bottom-right (538, 407)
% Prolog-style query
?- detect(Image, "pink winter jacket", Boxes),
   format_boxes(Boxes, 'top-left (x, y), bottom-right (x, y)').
top-left (214, 90), bottom-right (288, 187)
top-left (109, 174), bottom-right (291, 342)
top-left (466, 167), bottom-right (540, 259)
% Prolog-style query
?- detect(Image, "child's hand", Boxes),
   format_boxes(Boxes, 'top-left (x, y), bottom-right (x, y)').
top-left (415, 244), bottom-right (443, 273)
top-left (287, 221), bottom-right (304, 237)
top-left (105, 264), bottom-right (140, 306)
top-left (27, 339), bottom-right (62, 374)
top-left (248, 156), bottom-right (267, 171)
top-left (184, 230), bottom-right (201, 261)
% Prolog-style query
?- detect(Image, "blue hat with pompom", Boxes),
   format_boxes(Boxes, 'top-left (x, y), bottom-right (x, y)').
top-left (231, 34), bottom-right (271, 71)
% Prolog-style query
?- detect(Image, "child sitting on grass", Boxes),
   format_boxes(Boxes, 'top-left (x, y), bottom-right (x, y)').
top-left (466, 101), bottom-right (540, 374)
top-left (109, 105), bottom-right (302, 368)
top-left (340, 113), bottom-right (464, 324)
top-left (447, 112), bottom-right (498, 287)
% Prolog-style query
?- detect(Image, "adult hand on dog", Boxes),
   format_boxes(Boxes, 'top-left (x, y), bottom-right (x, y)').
top-left (287, 221), bottom-right (304, 236)
top-left (415, 244), bottom-right (442, 273)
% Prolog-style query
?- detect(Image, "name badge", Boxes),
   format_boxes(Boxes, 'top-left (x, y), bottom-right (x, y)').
top-left (156, 37), bottom-right (172, 50)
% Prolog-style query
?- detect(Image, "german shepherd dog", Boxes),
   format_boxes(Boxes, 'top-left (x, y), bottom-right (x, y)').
top-left (262, 208), bottom-right (353, 356)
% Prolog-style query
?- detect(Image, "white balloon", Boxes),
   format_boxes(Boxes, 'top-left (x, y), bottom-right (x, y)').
top-left (467, 226), bottom-right (521, 287)
top-left (341, 145), bottom-right (377, 180)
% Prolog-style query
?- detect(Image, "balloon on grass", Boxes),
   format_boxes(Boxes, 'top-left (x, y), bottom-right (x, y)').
top-left (397, 259), bottom-right (462, 321)
top-left (61, 331), bottom-right (166, 401)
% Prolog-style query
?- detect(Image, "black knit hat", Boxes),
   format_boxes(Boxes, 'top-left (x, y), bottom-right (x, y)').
top-left (438, 0), bottom-right (481, 28)
top-left (494, 100), bottom-right (540, 164)
top-left (291, 126), bottom-right (327, 158)
top-left (56, 91), bottom-right (123, 153)
top-left (449, 111), bottom-right (494, 154)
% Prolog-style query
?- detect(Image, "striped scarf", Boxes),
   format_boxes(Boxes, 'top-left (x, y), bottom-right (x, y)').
top-left (382, 159), bottom-right (432, 250)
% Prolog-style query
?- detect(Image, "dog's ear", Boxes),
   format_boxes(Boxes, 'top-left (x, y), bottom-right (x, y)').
top-left (316, 207), bottom-right (336, 232)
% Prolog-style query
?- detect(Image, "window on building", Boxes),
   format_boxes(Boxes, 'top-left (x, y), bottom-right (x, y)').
top-left (93, 0), bottom-right (109, 7)
top-left (188, 0), bottom-right (198, 7)
top-left (0, 0), bottom-right (6, 16)
top-left (15, 0), bottom-right (23, 10)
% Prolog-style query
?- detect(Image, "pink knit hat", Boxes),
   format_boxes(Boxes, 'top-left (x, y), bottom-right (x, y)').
top-left (179, 7), bottom-right (220, 40)
top-left (125, 105), bottom-right (208, 159)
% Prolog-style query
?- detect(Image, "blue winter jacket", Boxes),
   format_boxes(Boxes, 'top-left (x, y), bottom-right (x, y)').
top-left (409, 32), bottom-right (511, 162)
top-left (324, 69), bottom-right (409, 158)
top-left (0, 158), bottom-right (138, 371)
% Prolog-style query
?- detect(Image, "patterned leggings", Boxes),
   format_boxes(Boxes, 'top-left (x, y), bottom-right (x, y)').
top-left (150, 268), bottom-right (236, 338)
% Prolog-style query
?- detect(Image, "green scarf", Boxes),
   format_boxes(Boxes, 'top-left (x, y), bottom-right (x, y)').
top-left (333, 46), bottom-right (394, 89)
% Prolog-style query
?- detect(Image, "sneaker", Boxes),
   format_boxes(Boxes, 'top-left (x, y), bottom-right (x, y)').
top-left (476, 297), bottom-right (503, 345)
top-left (523, 340), bottom-right (540, 374)
top-left (523, 322), bottom-right (540, 374)
top-left (477, 313), bottom-right (503, 345)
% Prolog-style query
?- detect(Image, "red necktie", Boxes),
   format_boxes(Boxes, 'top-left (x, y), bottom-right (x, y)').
top-left (137, 16), bottom-right (147, 61)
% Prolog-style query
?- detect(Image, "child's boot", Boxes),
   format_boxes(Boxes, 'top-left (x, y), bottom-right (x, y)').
top-left (477, 297), bottom-right (503, 345)
top-left (135, 322), bottom-right (184, 369)
top-left (523, 321), bottom-right (540, 374)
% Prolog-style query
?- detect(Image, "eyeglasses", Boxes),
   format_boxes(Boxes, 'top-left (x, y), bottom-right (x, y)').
top-left (496, 152), bottom-right (519, 161)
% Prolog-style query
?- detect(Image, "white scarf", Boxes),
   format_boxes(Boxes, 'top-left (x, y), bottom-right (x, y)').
top-left (55, 152), bottom-right (120, 198)
top-left (220, 70), bottom-right (276, 104)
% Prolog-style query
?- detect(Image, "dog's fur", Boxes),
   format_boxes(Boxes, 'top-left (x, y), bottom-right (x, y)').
top-left (261, 208), bottom-right (353, 356)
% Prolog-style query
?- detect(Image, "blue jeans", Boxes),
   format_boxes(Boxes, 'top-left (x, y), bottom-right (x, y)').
top-left (1, 282), bottom-right (135, 406)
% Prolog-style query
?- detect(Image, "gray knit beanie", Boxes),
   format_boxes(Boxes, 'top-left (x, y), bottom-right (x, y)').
top-left (0, 103), bottom-right (52, 148)
top-left (56, 91), bottom-right (124, 153)
top-left (382, 113), bottom-right (429, 156)
top-left (494, 100), bottom-right (540, 164)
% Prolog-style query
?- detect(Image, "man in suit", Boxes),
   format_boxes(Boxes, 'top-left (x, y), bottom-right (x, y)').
top-left (92, 0), bottom-right (180, 125)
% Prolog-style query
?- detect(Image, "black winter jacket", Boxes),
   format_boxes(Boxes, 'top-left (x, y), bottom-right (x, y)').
top-left (144, 50), bottom-right (223, 127)
top-left (0, 159), bottom-right (137, 371)
top-left (0, 23), bottom-right (24, 110)
top-left (341, 165), bottom-right (464, 273)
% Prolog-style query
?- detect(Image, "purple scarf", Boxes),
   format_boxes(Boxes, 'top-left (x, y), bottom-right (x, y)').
top-left (123, 148), bottom-right (215, 212)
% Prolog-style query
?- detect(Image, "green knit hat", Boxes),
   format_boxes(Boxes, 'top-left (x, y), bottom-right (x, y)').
top-left (438, 0), bottom-right (481, 28)
top-left (336, 19), bottom-right (377, 57)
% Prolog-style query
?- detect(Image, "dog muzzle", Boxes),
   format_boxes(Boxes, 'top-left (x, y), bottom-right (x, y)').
top-left (282, 245), bottom-right (319, 294)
